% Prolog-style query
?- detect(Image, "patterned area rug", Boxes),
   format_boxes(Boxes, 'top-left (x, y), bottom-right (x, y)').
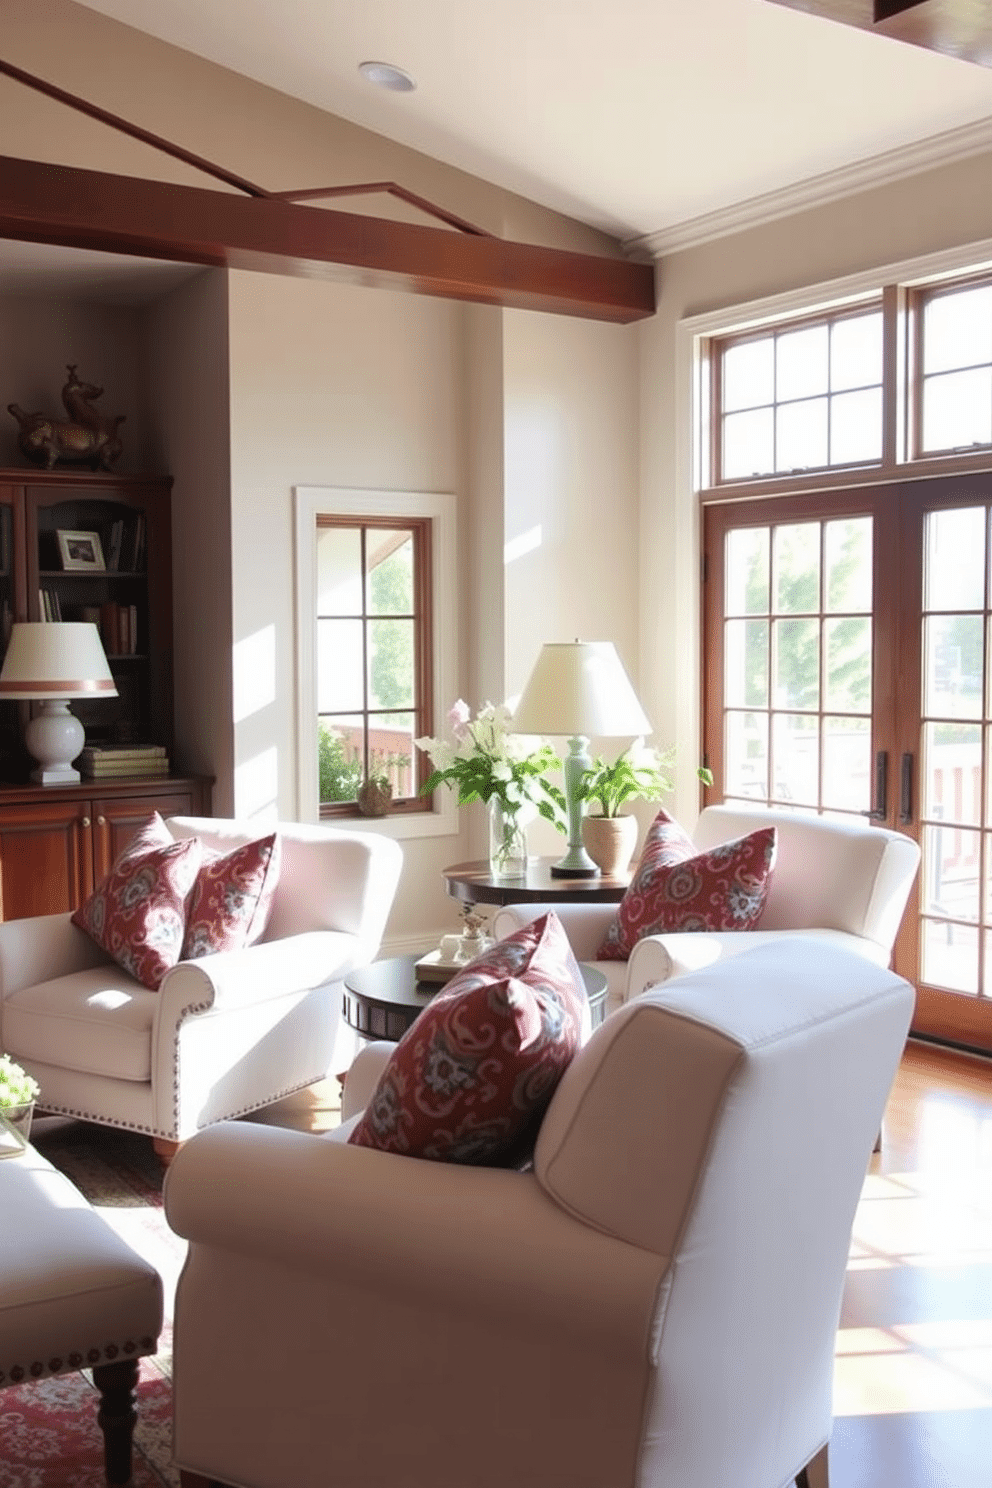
top-left (0, 1082), bottom-right (342, 1488)
top-left (0, 1120), bottom-right (181, 1488)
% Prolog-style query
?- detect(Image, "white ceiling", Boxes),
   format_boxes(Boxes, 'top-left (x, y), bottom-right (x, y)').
top-left (72, 0), bottom-right (992, 247)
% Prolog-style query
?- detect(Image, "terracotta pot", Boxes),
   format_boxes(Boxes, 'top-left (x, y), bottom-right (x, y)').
top-left (581, 813), bottom-right (638, 877)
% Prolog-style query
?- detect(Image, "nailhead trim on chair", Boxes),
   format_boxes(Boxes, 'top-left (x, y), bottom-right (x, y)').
top-left (1, 1335), bottom-right (157, 1387)
top-left (33, 1071), bottom-right (329, 1141)
top-left (21, 995), bottom-right (333, 1141)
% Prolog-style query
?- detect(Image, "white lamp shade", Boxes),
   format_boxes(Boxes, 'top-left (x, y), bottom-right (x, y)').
top-left (511, 641), bottom-right (651, 738)
top-left (0, 622), bottom-right (118, 700)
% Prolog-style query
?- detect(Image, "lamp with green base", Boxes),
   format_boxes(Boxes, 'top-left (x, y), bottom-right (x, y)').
top-left (511, 640), bottom-right (652, 878)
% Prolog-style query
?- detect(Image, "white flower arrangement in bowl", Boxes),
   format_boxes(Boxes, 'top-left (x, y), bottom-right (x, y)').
top-left (0, 1052), bottom-right (40, 1142)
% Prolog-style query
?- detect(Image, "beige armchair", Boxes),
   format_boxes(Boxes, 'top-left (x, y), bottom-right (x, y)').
top-left (164, 939), bottom-right (913, 1488)
top-left (496, 804), bottom-right (921, 1019)
top-left (0, 816), bottom-right (402, 1154)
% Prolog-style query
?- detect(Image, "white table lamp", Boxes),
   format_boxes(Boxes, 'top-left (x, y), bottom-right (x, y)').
top-left (512, 640), bottom-right (651, 877)
top-left (0, 622), bottom-right (118, 785)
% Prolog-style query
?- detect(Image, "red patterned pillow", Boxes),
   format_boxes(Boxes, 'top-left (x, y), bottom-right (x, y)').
top-left (181, 833), bottom-right (281, 960)
top-left (597, 809), bottom-right (777, 960)
top-left (71, 813), bottom-right (202, 989)
top-left (349, 912), bottom-right (587, 1165)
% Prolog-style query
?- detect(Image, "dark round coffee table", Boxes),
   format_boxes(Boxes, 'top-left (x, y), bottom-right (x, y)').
top-left (342, 954), bottom-right (609, 1042)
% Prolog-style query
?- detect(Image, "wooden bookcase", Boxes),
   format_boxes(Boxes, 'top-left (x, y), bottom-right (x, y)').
top-left (0, 467), bottom-right (212, 918)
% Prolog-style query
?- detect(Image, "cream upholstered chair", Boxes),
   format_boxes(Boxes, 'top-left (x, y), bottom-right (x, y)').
top-left (164, 940), bottom-right (913, 1488)
top-left (496, 803), bottom-right (921, 1019)
top-left (0, 817), bottom-right (402, 1154)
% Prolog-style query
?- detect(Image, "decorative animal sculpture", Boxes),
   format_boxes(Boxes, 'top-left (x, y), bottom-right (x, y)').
top-left (7, 366), bottom-right (125, 470)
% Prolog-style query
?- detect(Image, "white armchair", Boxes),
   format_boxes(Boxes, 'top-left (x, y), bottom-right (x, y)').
top-left (495, 804), bottom-right (921, 1017)
top-left (164, 940), bottom-right (914, 1488)
top-left (0, 816), bottom-right (402, 1150)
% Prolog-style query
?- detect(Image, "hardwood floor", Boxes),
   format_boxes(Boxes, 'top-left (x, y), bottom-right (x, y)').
top-left (829, 1038), bottom-right (992, 1486)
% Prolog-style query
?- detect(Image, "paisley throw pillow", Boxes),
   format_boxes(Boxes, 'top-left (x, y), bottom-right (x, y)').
top-left (71, 812), bottom-right (202, 989)
top-left (349, 912), bottom-right (587, 1165)
top-left (597, 808), bottom-right (777, 960)
top-left (181, 833), bottom-right (281, 960)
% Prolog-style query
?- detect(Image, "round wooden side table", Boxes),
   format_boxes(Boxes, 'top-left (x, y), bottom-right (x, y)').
top-left (342, 953), bottom-right (610, 1042)
top-left (442, 857), bottom-right (631, 909)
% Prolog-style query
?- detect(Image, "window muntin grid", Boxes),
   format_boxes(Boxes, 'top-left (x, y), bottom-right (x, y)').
top-left (718, 308), bottom-right (884, 483)
top-left (722, 516), bottom-right (873, 817)
top-left (315, 517), bottom-right (430, 814)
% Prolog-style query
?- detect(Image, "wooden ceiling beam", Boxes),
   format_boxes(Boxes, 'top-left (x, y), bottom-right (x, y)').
top-left (765, 1), bottom-right (992, 69)
top-left (0, 154), bottom-right (655, 324)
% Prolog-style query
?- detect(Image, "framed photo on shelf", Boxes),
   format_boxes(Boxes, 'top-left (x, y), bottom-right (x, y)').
top-left (57, 529), bottom-right (105, 572)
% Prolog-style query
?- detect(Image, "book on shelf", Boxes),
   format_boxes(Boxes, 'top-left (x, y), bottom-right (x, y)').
top-left (107, 518), bottom-right (124, 571)
top-left (98, 601), bottom-right (139, 656)
top-left (79, 744), bottom-right (167, 761)
top-left (81, 758), bottom-right (171, 778)
top-left (39, 587), bottom-right (63, 622)
top-left (129, 514), bottom-right (146, 572)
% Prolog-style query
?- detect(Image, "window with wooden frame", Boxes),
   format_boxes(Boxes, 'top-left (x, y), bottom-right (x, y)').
top-left (704, 266), bottom-right (992, 495)
top-left (315, 515), bottom-right (433, 818)
top-left (915, 275), bottom-right (992, 458)
top-left (712, 302), bottom-right (884, 486)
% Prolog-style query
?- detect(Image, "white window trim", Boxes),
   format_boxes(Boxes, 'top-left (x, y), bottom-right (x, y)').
top-left (294, 485), bottom-right (459, 840)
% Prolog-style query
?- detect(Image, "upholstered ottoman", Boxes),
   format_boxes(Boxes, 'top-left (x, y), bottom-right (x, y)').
top-left (0, 1137), bottom-right (163, 1485)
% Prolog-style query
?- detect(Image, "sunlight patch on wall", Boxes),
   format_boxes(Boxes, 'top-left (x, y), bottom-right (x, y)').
top-left (233, 626), bottom-right (276, 724)
top-left (234, 747), bottom-right (279, 823)
top-left (504, 524), bottom-right (542, 565)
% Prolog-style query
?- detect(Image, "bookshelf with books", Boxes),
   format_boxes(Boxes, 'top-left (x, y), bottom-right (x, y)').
top-left (0, 468), bottom-right (174, 760)
top-left (0, 470), bottom-right (212, 919)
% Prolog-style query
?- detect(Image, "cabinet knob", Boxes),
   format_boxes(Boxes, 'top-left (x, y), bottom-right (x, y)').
top-left (81, 816), bottom-right (91, 828)
top-left (97, 815), bottom-right (107, 826)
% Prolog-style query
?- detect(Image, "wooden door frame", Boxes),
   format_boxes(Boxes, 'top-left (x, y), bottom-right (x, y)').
top-left (702, 485), bottom-right (902, 821)
top-left (896, 471), bottom-right (992, 1049)
top-left (704, 470), bottom-right (992, 1054)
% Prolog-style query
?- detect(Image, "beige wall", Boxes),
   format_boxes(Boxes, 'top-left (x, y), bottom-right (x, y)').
top-left (226, 270), bottom-right (469, 941)
top-left (641, 147), bottom-right (992, 829)
top-left (502, 308), bottom-right (641, 856)
top-left (145, 268), bottom-right (233, 810)
top-left (220, 272), bottom-right (642, 940)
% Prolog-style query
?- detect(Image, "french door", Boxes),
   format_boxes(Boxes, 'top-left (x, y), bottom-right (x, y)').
top-left (703, 472), bottom-right (992, 1052)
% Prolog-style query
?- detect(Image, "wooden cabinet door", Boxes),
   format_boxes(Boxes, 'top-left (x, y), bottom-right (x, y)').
top-left (91, 790), bottom-right (194, 880)
top-left (0, 799), bottom-right (91, 919)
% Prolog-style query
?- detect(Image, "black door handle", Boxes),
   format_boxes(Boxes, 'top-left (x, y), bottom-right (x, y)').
top-left (900, 753), bottom-right (914, 824)
top-left (862, 751), bottom-right (887, 821)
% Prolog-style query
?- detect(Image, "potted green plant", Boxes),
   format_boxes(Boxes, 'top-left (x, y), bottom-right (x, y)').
top-left (0, 1052), bottom-right (40, 1142)
top-left (576, 744), bottom-right (712, 876)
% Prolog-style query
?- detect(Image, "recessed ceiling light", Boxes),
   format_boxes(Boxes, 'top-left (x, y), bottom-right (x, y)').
top-left (358, 60), bottom-right (416, 93)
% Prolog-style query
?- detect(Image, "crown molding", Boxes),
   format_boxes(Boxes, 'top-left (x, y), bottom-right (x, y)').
top-left (628, 115), bottom-right (992, 259)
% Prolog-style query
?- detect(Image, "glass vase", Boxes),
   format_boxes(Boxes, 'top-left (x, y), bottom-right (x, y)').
top-left (488, 798), bottom-right (527, 880)
top-left (2, 1100), bottom-right (34, 1143)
